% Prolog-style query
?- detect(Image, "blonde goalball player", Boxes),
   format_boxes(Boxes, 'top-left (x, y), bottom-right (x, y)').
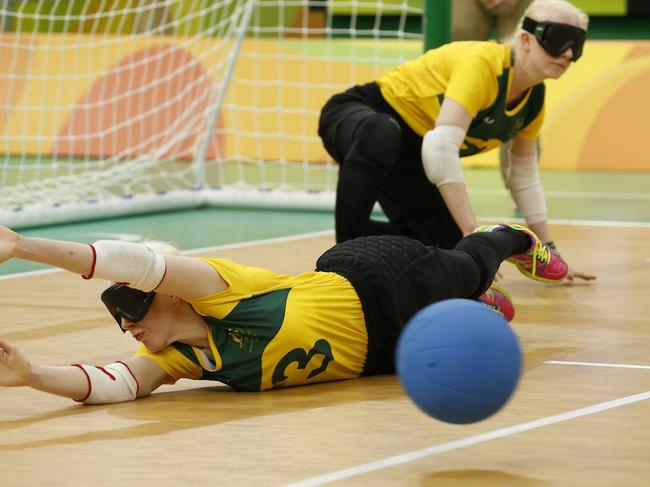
top-left (318, 0), bottom-right (596, 317)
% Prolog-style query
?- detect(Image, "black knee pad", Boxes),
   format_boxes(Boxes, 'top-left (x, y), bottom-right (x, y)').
top-left (352, 113), bottom-right (402, 172)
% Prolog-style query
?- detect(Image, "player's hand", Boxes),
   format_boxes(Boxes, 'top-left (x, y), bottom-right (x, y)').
top-left (0, 339), bottom-right (32, 387)
top-left (566, 266), bottom-right (597, 282)
top-left (493, 266), bottom-right (505, 282)
top-left (483, 0), bottom-right (519, 15)
top-left (0, 225), bottom-right (19, 264)
top-left (542, 241), bottom-right (596, 283)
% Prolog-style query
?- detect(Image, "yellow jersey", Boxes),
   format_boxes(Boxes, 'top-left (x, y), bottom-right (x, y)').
top-left (135, 258), bottom-right (368, 391)
top-left (377, 41), bottom-right (545, 155)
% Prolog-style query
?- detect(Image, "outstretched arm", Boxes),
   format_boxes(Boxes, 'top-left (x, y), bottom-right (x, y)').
top-left (0, 225), bottom-right (228, 299)
top-left (0, 225), bottom-right (93, 276)
top-left (0, 339), bottom-right (169, 403)
top-left (507, 138), bottom-right (596, 282)
top-left (506, 137), bottom-right (551, 240)
top-left (421, 97), bottom-right (477, 236)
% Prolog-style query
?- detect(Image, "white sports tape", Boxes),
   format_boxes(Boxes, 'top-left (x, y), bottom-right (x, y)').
top-left (84, 240), bottom-right (166, 292)
top-left (73, 362), bottom-right (139, 404)
top-left (421, 125), bottom-right (466, 185)
top-left (508, 152), bottom-right (548, 224)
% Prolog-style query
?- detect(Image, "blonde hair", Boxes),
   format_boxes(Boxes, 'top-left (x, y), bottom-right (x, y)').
top-left (504, 0), bottom-right (589, 45)
top-left (520, 0), bottom-right (589, 30)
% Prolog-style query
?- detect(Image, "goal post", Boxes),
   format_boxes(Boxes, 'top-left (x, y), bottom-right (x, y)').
top-left (0, 0), bottom-right (434, 229)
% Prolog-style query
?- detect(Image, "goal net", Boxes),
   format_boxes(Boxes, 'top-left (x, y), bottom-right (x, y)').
top-left (0, 0), bottom-right (424, 229)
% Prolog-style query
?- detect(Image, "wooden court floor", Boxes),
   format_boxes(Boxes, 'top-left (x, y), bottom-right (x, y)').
top-left (1, 223), bottom-right (649, 486)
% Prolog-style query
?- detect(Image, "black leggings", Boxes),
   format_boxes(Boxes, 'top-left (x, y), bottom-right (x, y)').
top-left (318, 82), bottom-right (462, 248)
top-left (316, 230), bottom-right (529, 375)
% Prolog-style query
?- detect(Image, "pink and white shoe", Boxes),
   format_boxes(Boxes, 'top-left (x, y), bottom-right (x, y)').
top-left (478, 284), bottom-right (515, 322)
top-left (476, 223), bottom-right (568, 283)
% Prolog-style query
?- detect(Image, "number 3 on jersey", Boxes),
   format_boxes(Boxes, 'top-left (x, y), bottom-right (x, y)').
top-left (272, 339), bottom-right (334, 385)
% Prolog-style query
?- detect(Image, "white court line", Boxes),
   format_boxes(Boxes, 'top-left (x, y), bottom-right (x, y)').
top-left (0, 267), bottom-right (61, 280)
top-left (546, 360), bottom-right (650, 370)
top-left (282, 391), bottom-right (650, 487)
top-left (542, 218), bottom-right (650, 228)
top-left (482, 216), bottom-right (650, 229)
top-left (186, 229), bottom-right (333, 255)
top-left (472, 188), bottom-right (650, 201)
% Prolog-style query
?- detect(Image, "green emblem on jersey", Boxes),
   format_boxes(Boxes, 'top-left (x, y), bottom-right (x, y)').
top-left (462, 67), bottom-right (545, 157)
top-left (173, 288), bottom-right (291, 391)
top-left (272, 339), bottom-right (334, 385)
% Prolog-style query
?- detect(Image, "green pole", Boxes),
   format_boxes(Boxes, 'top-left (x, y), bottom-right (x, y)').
top-left (424, 0), bottom-right (451, 51)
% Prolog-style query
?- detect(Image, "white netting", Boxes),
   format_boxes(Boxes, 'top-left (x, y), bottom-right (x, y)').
top-left (0, 0), bottom-right (423, 228)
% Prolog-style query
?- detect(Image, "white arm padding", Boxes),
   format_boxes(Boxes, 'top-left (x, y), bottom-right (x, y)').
top-left (73, 362), bottom-right (139, 404)
top-left (91, 240), bottom-right (166, 292)
top-left (421, 125), bottom-right (466, 185)
top-left (507, 152), bottom-right (548, 225)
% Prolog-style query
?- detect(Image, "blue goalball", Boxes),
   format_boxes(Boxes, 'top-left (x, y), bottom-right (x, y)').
top-left (396, 299), bottom-right (522, 424)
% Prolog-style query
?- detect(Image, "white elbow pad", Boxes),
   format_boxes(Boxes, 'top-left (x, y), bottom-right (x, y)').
top-left (72, 362), bottom-right (139, 404)
top-left (421, 125), bottom-right (466, 185)
top-left (84, 240), bottom-right (166, 292)
top-left (508, 152), bottom-right (548, 224)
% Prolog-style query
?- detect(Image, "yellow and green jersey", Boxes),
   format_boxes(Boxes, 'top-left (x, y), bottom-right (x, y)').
top-left (135, 258), bottom-right (368, 391)
top-left (376, 41), bottom-right (545, 155)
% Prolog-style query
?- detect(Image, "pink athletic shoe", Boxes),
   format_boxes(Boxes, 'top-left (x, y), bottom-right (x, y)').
top-left (476, 223), bottom-right (568, 283)
top-left (479, 284), bottom-right (515, 321)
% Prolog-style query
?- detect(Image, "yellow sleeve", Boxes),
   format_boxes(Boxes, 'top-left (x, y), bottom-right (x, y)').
top-left (517, 101), bottom-right (546, 141)
top-left (444, 56), bottom-right (499, 118)
top-left (197, 258), bottom-right (254, 296)
top-left (134, 344), bottom-right (203, 381)
top-left (197, 258), bottom-right (292, 295)
top-left (188, 258), bottom-right (295, 317)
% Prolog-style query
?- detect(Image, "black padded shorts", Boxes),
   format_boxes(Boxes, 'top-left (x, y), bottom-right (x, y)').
top-left (316, 235), bottom-right (481, 375)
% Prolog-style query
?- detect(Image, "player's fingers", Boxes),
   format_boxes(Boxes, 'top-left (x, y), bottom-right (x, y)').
top-left (575, 268), bottom-right (594, 279)
top-left (0, 340), bottom-right (16, 360)
top-left (566, 269), bottom-right (596, 282)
